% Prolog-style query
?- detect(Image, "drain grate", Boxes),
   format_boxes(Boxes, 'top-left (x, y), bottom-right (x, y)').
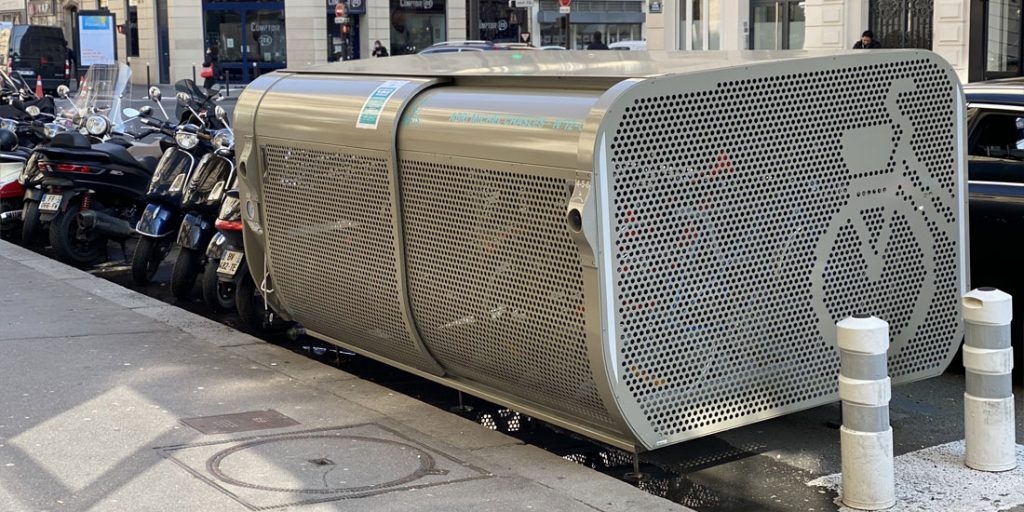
top-left (156, 423), bottom-right (491, 510)
top-left (180, 409), bottom-right (300, 435)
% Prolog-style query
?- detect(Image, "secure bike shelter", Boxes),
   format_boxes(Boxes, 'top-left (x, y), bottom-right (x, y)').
top-left (231, 50), bottom-right (967, 451)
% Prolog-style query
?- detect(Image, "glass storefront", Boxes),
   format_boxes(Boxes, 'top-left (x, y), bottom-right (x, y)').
top-left (389, 0), bottom-right (446, 56)
top-left (749, 0), bottom-right (804, 50)
top-left (573, 23), bottom-right (641, 49)
top-left (327, 0), bottom-right (361, 62)
top-left (680, 0), bottom-right (721, 50)
top-left (479, 0), bottom-right (522, 43)
top-left (203, 0), bottom-right (286, 83)
top-left (537, 0), bottom-right (645, 49)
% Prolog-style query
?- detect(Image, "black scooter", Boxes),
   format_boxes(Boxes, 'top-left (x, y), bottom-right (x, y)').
top-left (131, 87), bottom-right (217, 284)
top-left (35, 110), bottom-right (167, 266)
top-left (170, 105), bottom-right (234, 301)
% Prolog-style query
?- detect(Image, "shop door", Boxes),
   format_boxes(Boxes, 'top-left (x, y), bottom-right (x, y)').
top-left (204, 2), bottom-right (286, 83)
top-left (750, 0), bottom-right (805, 50)
top-left (869, 0), bottom-right (933, 49)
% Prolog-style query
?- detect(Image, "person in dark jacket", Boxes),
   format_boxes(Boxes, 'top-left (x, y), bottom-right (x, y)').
top-left (587, 31), bottom-right (609, 50)
top-left (372, 40), bottom-right (389, 58)
top-left (202, 46), bottom-right (219, 92)
top-left (853, 30), bottom-right (881, 49)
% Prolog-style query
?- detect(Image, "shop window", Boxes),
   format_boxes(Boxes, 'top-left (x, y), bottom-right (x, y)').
top-left (986, 0), bottom-right (1022, 75)
top-left (749, 0), bottom-right (803, 50)
top-left (390, 0), bottom-right (447, 55)
top-left (680, 0), bottom-right (721, 50)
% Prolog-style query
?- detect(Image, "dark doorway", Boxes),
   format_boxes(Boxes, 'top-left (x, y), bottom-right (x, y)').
top-left (869, 0), bottom-right (933, 49)
top-left (157, 0), bottom-right (170, 83)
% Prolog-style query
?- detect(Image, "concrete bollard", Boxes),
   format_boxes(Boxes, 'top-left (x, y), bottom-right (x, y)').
top-left (961, 287), bottom-right (1017, 472)
top-left (837, 314), bottom-right (896, 510)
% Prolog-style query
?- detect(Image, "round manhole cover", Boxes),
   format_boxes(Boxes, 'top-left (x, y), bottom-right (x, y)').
top-left (207, 434), bottom-right (437, 494)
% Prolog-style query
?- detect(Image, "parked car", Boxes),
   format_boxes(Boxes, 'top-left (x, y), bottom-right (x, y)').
top-left (419, 41), bottom-right (536, 54)
top-left (964, 77), bottom-right (1024, 383)
top-left (0, 25), bottom-right (68, 93)
top-left (608, 40), bottom-right (647, 51)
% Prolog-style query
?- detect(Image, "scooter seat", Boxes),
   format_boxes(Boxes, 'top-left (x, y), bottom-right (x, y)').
top-left (94, 142), bottom-right (157, 174)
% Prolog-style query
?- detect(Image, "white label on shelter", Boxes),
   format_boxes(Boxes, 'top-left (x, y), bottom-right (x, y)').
top-left (226, 38), bottom-right (235, 49)
top-left (356, 80), bottom-right (408, 130)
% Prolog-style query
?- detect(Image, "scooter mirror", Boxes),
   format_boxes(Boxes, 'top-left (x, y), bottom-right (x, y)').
top-left (25, 105), bottom-right (40, 118)
top-left (176, 92), bottom-right (193, 106)
top-left (122, 107), bottom-right (140, 119)
top-left (215, 105), bottom-right (227, 122)
top-left (148, 86), bottom-right (161, 101)
top-left (139, 105), bottom-right (153, 117)
top-left (56, 85), bottom-right (70, 98)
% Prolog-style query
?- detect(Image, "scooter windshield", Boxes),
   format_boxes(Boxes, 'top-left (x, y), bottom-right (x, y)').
top-left (73, 63), bottom-right (132, 130)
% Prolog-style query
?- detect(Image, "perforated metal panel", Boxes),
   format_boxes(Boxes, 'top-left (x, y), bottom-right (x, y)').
top-left (602, 57), bottom-right (963, 442)
top-left (401, 160), bottom-right (616, 428)
top-left (261, 144), bottom-right (440, 372)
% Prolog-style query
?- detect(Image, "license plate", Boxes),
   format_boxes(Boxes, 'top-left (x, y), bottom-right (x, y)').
top-left (39, 194), bottom-right (62, 212)
top-left (217, 250), bottom-right (243, 276)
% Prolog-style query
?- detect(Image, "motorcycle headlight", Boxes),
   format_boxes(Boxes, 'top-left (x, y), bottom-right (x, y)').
top-left (175, 131), bottom-right (199, 150)
top-left (211, 129), bottom-right (233, 150)
top-left (0, 119), bottom-right (16, 133)
top-left (85, 115), bottom-right (109, 136)
top-left (43, 122), bottom-right (64, 139)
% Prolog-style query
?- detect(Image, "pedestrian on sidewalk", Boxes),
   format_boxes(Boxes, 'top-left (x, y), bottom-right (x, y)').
top-left (372, 40), bottom-right (389, 58)
top-left (587, 31), bottom-right (609, 50)
top-left (853, 30), bottom-right (881, 49)
top-left (202, 45), bottom-right (219, 93)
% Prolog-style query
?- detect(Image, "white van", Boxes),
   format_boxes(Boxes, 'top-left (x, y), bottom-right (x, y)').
top-left (608, 40), bottom-right (647, 51)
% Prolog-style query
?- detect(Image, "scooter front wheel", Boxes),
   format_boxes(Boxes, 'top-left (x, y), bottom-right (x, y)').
top-left (131, 237), bottom-right (167, 285)
top-left (170, 247), bottom-right (202, 300)
top-left (201, 259), bottom-right (235, 311)
top-left (48, 199), bottom-right (105, 267)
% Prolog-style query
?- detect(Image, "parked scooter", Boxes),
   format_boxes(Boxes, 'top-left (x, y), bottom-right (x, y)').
top-left (170, 105), bottom-right (234, 301)
top-left (0, 130), bottom-right (33, 239)
top-left (21, 64), bottom-right (139, 247)
top-left (0, 88), bottom-right (61, 239)
top-left (204, 185), bottom-right (288, 333)
top-left (131, 88), bottom-right (218, 284)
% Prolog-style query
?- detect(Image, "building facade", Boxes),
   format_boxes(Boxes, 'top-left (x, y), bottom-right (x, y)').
top-left (644, 0), bottom-right (1002, 84)
top-left (10, 1), bottom-right (1022, 86)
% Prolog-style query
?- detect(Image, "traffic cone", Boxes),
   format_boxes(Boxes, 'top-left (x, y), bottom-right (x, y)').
top-left (34, 75), bottom-right (43, 98)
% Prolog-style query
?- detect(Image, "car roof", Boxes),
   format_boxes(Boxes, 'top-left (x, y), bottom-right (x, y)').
top-left (964, 78), bottom-right (1024, 107)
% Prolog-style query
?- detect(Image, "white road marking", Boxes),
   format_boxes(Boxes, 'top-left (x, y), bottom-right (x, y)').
top-left (808, 440), bottom-right (1024, 512)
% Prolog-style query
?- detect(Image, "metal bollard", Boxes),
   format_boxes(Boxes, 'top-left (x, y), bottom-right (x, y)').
top-left (146, 63), bottom-right (151, 94)
top-left (192, 63), bottom-right (196, 84)
top-left (961, 287), bottom-right (1017, 472)
top-left (837, 314), bottom-right (895, 510)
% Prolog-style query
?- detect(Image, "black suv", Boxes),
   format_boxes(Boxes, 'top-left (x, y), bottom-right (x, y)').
top-left (0, 25), bottom-right (68, 93)
top-left (965, 77), bottom-right (1024, 383)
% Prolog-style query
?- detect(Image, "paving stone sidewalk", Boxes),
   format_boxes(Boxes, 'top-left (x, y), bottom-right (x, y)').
top-left (0, 240), bottom-right (691, 512)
